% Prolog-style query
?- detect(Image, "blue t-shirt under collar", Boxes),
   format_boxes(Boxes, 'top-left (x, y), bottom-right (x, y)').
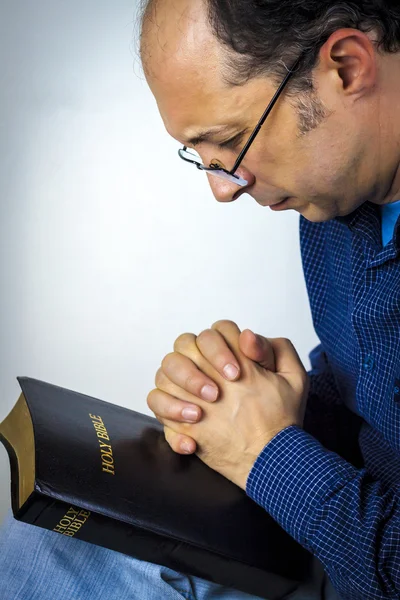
top-left (381, 199), bottom-right (400, 246)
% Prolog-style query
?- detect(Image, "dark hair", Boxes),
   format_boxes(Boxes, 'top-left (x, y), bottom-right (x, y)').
top-left (207, 0), bottom-right (400, 90)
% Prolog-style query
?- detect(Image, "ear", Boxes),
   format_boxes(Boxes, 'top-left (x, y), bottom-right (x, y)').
top-left (318, 28), bottom-right (378, 97)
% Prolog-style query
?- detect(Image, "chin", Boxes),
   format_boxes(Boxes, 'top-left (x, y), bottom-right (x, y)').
top-left (297, 203), bottom-right (339, 223)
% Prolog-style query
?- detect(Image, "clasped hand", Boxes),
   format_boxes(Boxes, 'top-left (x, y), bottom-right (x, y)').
top-left (147, 320), bottom-right (309, 490)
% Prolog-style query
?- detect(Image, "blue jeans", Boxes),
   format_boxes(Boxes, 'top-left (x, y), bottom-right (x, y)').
top-left (0, 513), bottom-right (339, 600)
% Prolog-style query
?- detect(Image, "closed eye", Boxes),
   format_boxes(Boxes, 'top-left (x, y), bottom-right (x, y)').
top-left (216, 131), bottom-right (247, 151)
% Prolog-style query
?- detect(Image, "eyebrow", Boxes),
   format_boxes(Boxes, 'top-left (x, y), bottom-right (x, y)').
top-left (185, 126), bottom-right (236, 147)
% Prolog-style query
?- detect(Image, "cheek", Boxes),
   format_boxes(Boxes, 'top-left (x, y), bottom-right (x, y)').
top-left (247, 120), bottom-right (353, 199)
top-left (248, 127), bottom-right (309, 186)
top-left (291, 130), bottom-right (352, 195)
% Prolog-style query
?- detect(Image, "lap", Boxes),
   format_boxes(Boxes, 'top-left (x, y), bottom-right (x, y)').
top-left (0, 513), bottom-right (267, 600)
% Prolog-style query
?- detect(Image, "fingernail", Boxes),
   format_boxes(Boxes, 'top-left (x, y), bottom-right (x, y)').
top-left (181, 407), bottom-right (199, 422)
top-left (223, 363), bottom-right (239, 380)
top-left (181, 441), bottom-right (193, 453)
top-left (201, 384), bottom-right (218, 402)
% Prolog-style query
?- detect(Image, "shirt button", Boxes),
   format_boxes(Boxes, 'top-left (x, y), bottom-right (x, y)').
top-left (363, 355), bottom-right (375, 371)
top-left (394, 386), bottom-right (400, 397)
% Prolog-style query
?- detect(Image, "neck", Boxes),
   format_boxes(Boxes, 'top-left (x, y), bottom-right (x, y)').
top-left (379, 54), bottom-right (400, 205)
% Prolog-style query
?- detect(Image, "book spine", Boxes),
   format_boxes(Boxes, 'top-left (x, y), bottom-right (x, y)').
top-left (18, 492), bottom-right (186, 565)
top-left (16, 492), bottom-right (299, 598)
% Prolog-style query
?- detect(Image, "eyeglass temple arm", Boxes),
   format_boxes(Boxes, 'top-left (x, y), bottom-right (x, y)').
top-left (230, 55), bottom-right (304, 175)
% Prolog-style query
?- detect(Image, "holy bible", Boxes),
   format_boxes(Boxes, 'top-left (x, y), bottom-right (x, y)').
top-left (0, 377), bottom-right (312, 598)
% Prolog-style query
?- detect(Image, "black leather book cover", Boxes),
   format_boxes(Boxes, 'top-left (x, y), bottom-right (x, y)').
top-left (1, 377), bottom-right (312, 598)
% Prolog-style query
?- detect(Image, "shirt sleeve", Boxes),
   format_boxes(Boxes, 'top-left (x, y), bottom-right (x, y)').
top-left (246, 427), bottom-right (400, 599)
top-left (246, 343), bottom-right (400, 599)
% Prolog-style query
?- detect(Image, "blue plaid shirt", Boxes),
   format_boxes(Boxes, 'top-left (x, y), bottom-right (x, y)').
top-left (246, 201), bottom-right (400, 600)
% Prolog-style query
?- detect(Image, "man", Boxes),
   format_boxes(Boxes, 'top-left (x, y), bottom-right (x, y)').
top-left (1, 1), bottom-right (400, 599)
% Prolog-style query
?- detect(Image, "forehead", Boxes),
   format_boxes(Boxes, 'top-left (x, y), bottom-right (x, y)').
top-left (141, 0), bottom-right (273, 142)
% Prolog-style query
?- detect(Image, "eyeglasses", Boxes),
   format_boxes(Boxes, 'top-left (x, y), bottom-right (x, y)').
top-left (178, 54), bottom-right (304, 187)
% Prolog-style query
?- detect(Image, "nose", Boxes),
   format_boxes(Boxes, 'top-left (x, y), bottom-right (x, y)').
top-left (206, 167), bottom-right (255, 203)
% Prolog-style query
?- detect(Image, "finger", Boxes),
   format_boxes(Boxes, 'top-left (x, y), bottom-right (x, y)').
top-left (195, 327), bottom-right (242, 381)
top-left (209, 320), bottom-right (253, 375)
top-left (239, 329), bottom-right (276, 371)
top-left (160, 353), bottom-right (219, 402)
top-left (155, 367), bottom-right (216, 405)
top-left (268, 338), bottom-right (304, 375)
top-left (164, 425), bottom-right (197, 455)
top-left (147, 388), bottom-right (202, 424)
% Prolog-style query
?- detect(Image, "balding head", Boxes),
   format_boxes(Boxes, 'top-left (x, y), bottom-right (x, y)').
top-left (141, 0), bottom-right (217, 79)
top-left (140, 0), bottom-right (232, 140)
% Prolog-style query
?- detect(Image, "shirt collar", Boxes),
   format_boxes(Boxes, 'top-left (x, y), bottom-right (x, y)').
top-left (335, 201), bottom-right (400, 267)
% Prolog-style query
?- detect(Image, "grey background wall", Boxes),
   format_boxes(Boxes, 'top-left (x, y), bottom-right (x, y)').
top-left (0, 0), bottom-right (318, 522)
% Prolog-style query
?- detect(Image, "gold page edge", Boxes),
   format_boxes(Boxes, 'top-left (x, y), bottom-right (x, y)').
top-left (0, 393), bottom-right (35, 510)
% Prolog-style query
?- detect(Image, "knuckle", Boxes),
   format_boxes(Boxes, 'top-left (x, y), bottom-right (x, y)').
top-left (173, 333), bottom-right (196, 352)
top-left (161, 352), bottom-right (176, 371)
top-left (211, 319), bottom-right (237, 330)
top-left (162, 402), bottom-right (173, 418)
top-left (197, 328), bottom-right (213, 342)
top-left (184, 371), bottom-right (197, 390)
top-left (276, 337), bottom-right (294, 352)
top-left (180, 422), bottom-right (194, 434)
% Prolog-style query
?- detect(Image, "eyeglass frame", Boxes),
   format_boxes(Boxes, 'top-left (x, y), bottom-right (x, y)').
top-left (178, 52), bottom-right (305, 186)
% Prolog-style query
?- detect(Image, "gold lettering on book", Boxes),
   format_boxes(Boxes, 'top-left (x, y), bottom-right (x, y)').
top-left (53, 506), bottom-right (91, 537)
top-left (89, 414), bottom-right (115, 475)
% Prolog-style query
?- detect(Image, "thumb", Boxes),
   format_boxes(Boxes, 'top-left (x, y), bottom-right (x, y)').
top-left (239, 329), bottom-right (276, 371)
top-left (266, 338), bottom-right (309, 401)
top-left (268, 337), bottom-right (306, 383)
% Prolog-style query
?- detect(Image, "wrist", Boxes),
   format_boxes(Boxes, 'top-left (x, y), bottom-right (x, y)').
top-left (233, 425), bottom-right (297, 489)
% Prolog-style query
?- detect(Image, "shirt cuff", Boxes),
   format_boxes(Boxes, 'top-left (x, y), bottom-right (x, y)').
top-left (246, 426), bottom-right (359, 546)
